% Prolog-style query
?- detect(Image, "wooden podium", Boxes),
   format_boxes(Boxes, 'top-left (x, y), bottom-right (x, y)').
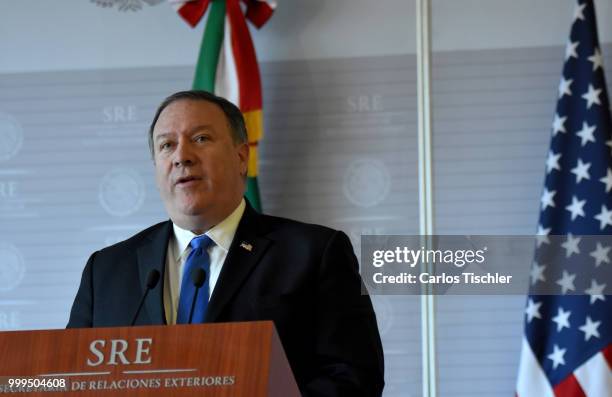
top-left (0, 321), bottom-right (300, 396)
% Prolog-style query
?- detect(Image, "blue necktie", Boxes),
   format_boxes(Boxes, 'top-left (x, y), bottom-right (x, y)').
top-left (177, 235), bottom-right (214, 324)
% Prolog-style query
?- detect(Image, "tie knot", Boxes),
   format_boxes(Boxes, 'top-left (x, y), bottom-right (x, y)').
top-left (190, 235), bottom-right (214, 251)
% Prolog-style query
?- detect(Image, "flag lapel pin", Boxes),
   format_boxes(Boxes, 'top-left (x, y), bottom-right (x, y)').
top-left (240, 242), bottom-right (253, 252)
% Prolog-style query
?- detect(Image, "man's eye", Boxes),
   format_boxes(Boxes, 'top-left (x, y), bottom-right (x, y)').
top-left (159, 142), bottom-right (173, 151)
top-left (195, 135), bottom-right (209, 143)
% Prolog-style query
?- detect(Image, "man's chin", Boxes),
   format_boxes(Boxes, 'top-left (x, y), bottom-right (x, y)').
top-left (166, 203), bottom-right (213, 226)
top-left (175, 203), bottom-right (209, 218)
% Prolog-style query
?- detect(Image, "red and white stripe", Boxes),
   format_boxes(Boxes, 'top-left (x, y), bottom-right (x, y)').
top-left (573, 345), bottom-right (612, 397)
top-left (170, 0), bottom-right (276, 28)
top-left (517, 340), bottom-right (612, 397)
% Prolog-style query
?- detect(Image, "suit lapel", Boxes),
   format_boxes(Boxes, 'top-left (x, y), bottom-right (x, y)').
top-left (206, 204), bottom-right (271, 322)
top-left (136, 221), bottom-right (172, 325)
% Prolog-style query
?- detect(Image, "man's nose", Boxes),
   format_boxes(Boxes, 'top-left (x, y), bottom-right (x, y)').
top-left (173, 140), bottom-right (196, 167)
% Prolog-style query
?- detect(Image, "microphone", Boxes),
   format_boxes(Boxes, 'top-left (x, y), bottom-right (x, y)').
top-left (188, 268), bottom-right (206, 324)
top-left (130, 269), bottom-right (161, 326)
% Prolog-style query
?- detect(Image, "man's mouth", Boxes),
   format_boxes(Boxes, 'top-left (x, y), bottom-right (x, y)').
top-left (175, 176), bottom-right (201, 186)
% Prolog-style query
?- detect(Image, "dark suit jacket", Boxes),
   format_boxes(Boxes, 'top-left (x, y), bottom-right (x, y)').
top-left (67, 203), bottom-right (384, 396)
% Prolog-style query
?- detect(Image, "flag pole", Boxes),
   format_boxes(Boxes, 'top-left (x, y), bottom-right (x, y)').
top-left (416, 0), bottom-right (437, 397)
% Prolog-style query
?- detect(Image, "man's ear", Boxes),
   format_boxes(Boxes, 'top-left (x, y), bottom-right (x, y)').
top-left (237, 142), bottom-right (250, 178)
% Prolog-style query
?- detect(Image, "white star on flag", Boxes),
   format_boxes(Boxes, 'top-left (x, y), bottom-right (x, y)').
top-left (574, 3), bottom-right (586, 21)
top-left (607, 139), bottom-right (612, 156)
top-left (589, 242), bottom-right (611, 267)
top-left (525, 299), bottom-right (542, 323)
top-left (575, 121), bottom-right (596, 146)
top-left (594, 205), bottom-right (612, 230)
top-left (578, 316), bottom-right (601, 341)
top-left (584, 279), bottom-right (606, 304)
top-left (558, 77), bottom-right (573, 98)
top-left (561, 234), bottom-right (581, 257)
top-left (582, 84), bottom-right (602, 108)
top-left (570, 158), bottom-right (591, 183)
top-left (551, 307), bottom-right (571, 332)
top-left (556, 270), bottom-right (576, 294)
top-left (552, 113), bottom-right (568, 136)
top-left (565, 41), bottom-right (580, 60)
top-left (541, 188), bottom-right (556, 210)
top-left (588, 47), bottom-right (604, 71)
top-left (565, 195), bottom-right (586, 220)
top-left (535, 225), bottom-right (551, 248)
top-left (530, 262), bottom-right (546, 286)
top-left (546, 150), bottom-right (562, 173)
top-left (599, 168), bottom-right (612, 192)
top-left (547, 344), bottom-right (567, 369)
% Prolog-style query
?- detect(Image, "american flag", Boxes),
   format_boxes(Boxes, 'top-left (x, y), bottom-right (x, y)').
top-left (515, 1), bottom-right (612, 396)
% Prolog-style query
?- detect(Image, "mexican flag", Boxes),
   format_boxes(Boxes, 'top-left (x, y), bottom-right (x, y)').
top-left (172, 0), bottom-right (276, 212)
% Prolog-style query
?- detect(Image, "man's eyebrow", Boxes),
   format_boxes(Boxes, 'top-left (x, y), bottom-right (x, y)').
top-left (154, 125), bottom-right (214, 141)
top-left (154, 133), bottom-right (172, 142)
top-left (188, 124), bottom-right (215, 134)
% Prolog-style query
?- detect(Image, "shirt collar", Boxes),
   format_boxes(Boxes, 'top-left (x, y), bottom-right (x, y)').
top-left (171, 198), bottom-right (246, 261)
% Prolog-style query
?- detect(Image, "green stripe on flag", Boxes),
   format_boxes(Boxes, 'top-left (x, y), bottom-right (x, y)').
top-left (192, 0), bottom-right (225, 91)
top-left (246, 177), bottom-right (262, 212)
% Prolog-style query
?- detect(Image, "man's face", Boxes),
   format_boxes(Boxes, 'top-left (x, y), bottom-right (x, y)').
top-left (152, 99), bottom-right (248, 232)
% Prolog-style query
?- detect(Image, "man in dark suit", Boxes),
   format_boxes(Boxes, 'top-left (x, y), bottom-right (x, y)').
top-left (68, 90), bottom-right (384, 396)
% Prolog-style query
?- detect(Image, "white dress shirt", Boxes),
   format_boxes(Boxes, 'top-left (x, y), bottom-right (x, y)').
top-left (163, 199), bottom-right (246, 325)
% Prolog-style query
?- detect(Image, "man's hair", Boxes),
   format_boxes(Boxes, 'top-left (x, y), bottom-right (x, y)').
top-left (148, 90), bottom-right (248, 156)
